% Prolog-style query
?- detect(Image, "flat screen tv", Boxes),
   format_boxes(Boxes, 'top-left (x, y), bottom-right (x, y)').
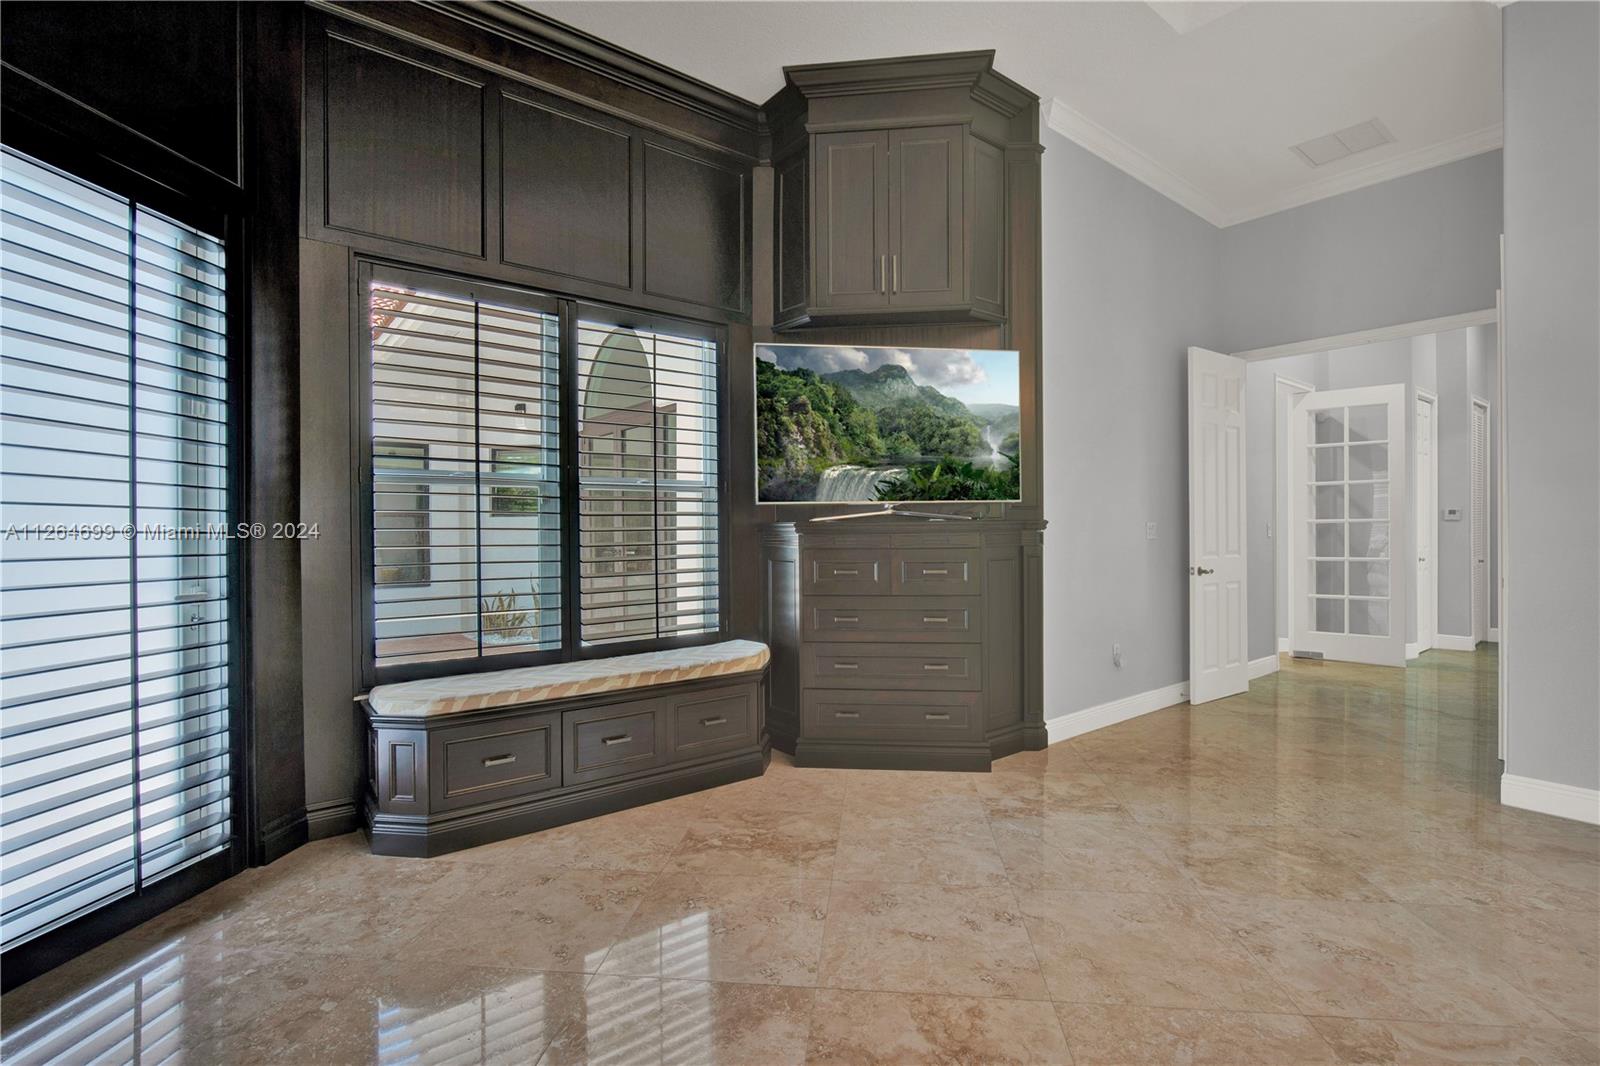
top-left (756, 343), bottom-right (1021, 504)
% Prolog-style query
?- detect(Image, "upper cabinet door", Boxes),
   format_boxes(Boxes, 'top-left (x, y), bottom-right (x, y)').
top-left (813, 129), bottom-right (890, 310)
top-left (888, 125), bottom-right (964, 308)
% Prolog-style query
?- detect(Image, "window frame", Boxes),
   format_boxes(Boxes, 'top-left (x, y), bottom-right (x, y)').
top-left (356, 262), bottom-right (730, 687)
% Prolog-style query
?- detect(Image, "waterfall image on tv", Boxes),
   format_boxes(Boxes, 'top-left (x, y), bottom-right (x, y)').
top-left (756, 343), bottom-right (1021, 503)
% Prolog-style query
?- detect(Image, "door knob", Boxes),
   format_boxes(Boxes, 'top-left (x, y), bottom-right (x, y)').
top-left (1192, 566), bottom-right (1214, 576)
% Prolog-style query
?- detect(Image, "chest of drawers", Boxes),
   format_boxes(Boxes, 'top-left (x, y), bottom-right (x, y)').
top-left (760, 519), bottom-right (1046, 771)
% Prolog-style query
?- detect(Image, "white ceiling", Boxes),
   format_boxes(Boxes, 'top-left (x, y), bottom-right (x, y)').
top-left (526, 1), bottom-right (1503, 227)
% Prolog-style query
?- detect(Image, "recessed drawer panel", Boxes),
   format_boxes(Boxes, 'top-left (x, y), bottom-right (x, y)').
top-left (892, 549), bottom-right (981, 596)
top-left (803, 689), bottom-right (982, 740)
top-left (669, 683), bottom-right (758, 758)
top-left (435, 712), bottom-right (560, 811)
top-left (803, 596), bottom-right (979, 643)
top-left (565, 700), bottom-right (663, 785)
top-left (804, 643), bottom-right (980, 691)
top-left (801, 548), bottom-right (891, 597)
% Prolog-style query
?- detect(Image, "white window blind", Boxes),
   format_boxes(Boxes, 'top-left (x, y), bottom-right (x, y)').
top-left (369, 282), bottom-right (563, 668)
top-left (1, 147), bottom-right (232, 950)
top-left (576, 320), bottom-right (720, 646)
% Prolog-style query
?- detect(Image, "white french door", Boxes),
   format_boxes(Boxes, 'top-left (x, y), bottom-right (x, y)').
top-left (1415, 393), bottom-right (1437, 653)
top-left (1187, 347), bottom-right (1248, 704)
top-left (1471, 399), bottom-right (1490, 645)
top-left (1290, 384), bottom-right (1408, 667)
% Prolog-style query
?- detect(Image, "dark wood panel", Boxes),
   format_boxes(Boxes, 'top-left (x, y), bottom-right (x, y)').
top-left (804, 596), bottom-right (980, 643)
top-left (1, 1), bottom-right (241, 182)
top-left (804, 642), bottom-right (981, 691)
top-left (971, 138), bottom-right (1006, 315)
top-left (889, 125), bottom-right (963, 307)
top-left (814, 130), bottom-right (889, 309)
top-left (668, 685), bottom-right (757, 757)
top-left (802, 689), bottom-right (981, 741)
top-left (565, 701), bottom-right (663, 783)
top-left (801, 548), bottom-right (891, 597)
top-left (775, 153), bottom-right (809, 322)
top-left (892, 548), bottom-right (982, 596)
top-left (983, 553), bottom-right (1022, 728)
top-left (643, 142), bottom-right (747, 312)
top-left (436, 714), bottom-right (559, 809)
top-left (323, 34), bottom-right (485, 255)
top-left (501, 94), bottom-right (631, 288)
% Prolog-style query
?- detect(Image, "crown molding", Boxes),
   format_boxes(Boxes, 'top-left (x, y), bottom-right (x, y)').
top-left (1044, 96), bottom-right (1504, 230)
top-left (1042, 97), bottom-right (1229, 226)
top-left (1221, 123), bottom-right (1504, 226)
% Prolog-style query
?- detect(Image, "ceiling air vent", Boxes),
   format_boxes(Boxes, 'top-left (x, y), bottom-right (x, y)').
top-left (1291, 119), bottom-right (1395, 168)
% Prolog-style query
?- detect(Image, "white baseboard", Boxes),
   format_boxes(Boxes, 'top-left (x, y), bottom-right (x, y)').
top-left (1405, 642), bottom-right (1420, 660)
top-left (1501, 774), bottom-right (1600, 825)
top-left (1277, 637), bottom-right (1291, 654)
top-left (1488, 627), bottom-right (1500, 642)
top-left (1045, 680), bottom-right (1189, 745)
top-left (1434, 634), bottom-right (1478, 651)
top-left (1248, 654), bottom-right (1279, 679)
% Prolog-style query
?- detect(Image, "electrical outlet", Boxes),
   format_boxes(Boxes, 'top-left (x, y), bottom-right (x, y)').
top-left (1112, 643), bottom-right (1122, 668)
top-left (1145, 522), bottom-right (1157, 540)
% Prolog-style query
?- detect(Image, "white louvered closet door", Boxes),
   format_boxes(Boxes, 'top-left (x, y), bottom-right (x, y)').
top-left (1, 147), bottom-right (234, 951)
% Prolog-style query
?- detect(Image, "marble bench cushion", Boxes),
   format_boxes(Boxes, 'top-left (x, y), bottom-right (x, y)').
top-left (367, 639), bottom-right (770, 718)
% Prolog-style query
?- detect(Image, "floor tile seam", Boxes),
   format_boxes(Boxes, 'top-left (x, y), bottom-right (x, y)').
top-left (1176, 890), bottom-right (1330, 1021)
top-left (981, 795), bottom-right (1057, 1011)
top-left (1297, 1010), bottom-right (1600, 1035)
top-left (581, 862), bottom-right (674, 980)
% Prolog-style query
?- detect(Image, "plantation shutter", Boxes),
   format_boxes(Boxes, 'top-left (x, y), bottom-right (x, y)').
top-left (575, 319), bottom-right (721, 646)
top-left (0, 147), bottom-right (233, 950)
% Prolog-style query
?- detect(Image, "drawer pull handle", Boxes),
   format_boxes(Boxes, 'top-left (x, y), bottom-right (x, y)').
top-left (832, 615), bottom-right (859, 623)
top-left (923, 663), bottom-right (949, 671)
top-left (834, 711), bottom-right (861, 719)
top-left (601, 734), bottom-right (633, 747)
top-left (481, 753), bottom-right (517, 767)
top-left (924, 712), bottom-right (951, 721)
top-left (922, 616), bottom-right (949, 623)
top-left (833, 568), bottom-right (860, 576)
top-left (699, 715), bottom-right (727, 727)
top-left (833, 662), bottom-right (859, 670)
top-left (923, 568), bottom-right (949, 575)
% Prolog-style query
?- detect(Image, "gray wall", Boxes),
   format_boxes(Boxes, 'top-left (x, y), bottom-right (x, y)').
top-left (1220, 151), bottom-right (1503, 353)
top-left (1502, 0), bottom-right (1600, 793)
top-left (1040, 129), bottom-right (1223, 717)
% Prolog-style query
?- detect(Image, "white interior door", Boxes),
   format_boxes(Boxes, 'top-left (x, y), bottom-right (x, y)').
top-left (1471, 399), bottom-right (1490, 645)
top-left (1188, 347), bottom-right (1248, 704)
top-left (1290, 383), bottom-right (1408, 667)
top-left (1415, 393), bottom-right (1436, 653)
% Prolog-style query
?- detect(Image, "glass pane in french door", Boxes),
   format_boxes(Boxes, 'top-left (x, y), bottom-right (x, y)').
top-left (1307, 403), bottom-right (1391, 637)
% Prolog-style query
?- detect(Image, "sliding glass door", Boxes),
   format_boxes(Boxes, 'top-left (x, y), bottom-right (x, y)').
top-left (1, 147), bottom-right (237, 951)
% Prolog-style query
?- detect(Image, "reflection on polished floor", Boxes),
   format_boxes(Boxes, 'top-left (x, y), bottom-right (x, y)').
top-left (3, 648), bottom-right (1597, 1065)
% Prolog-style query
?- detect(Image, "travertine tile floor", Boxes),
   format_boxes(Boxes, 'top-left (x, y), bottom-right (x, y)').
top-left (4, 648), bottom-right (1598, 1065)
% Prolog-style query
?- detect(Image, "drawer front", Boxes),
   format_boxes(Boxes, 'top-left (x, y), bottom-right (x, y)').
top-left (803, 689), bottom-right (982, 740)
top-left (803, 597), bottom-right (979, 643)
top-left (804, 642), bottom-right (980, 691)
top-left (435, 712), bottom-right (560, 811)
top-left (801, 548), bottom-right (891, 597)
top-left (669, 683), bottom-right (758, 758)
top-left (892, 549), bottom-right (981, 596)
top-left (565, 700), bottom-right (663, 784)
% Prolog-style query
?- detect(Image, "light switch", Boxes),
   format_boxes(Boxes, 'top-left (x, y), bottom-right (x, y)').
top-left (1443, 507), bottom-right (1463, 522)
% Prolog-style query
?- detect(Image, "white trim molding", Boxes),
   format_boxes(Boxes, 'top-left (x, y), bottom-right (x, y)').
top-left (1501, 774), bottom-right (1600, 826)
top-left (1405, 642), bottom-right (1420, 660)
top-left (1224, 125), bottom-right (1504, 227)
top-left (1277, 636), bottom-right (1292, 654)
top-left (1044, 680), bottom-right (1188, 745)
top-left (1043, 98), bottom-right (1229, 227)
top-left (1248, 654), bottom-right (1280, 679)
top-left (1434, 633), bottom-right (1479, 651)
top-left (1488, 626), bottom-right (1500, 642)
top-left (1233, 309), bottom-right (1499, 363)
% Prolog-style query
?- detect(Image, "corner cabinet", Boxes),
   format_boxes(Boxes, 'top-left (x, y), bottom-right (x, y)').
top-left (768, 52), bottom-right (1033, 330)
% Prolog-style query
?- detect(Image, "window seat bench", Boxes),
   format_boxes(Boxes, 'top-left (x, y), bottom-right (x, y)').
top-left (363, 640), bottom-right (770, 857)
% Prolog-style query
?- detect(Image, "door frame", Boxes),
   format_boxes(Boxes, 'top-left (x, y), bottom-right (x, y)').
top-left (1275, 374), bottom-right (1315, 653)
top-left (1414, 389), bottom-right (1439, 656)
top-left (1471, 395), bottom-right (1492, 646)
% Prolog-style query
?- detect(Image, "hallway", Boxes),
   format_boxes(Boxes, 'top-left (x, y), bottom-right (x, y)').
top-left (4, 648), bottom-right (1596, 1064)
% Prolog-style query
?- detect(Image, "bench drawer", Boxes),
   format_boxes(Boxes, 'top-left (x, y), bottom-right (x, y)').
top-left (801, 548), bottom-right (891, 597)
top-left (433, 712), bottom-right (560, 811)
top-left (669, 683), bottom-right (758, 758)
top-left (802, 689), bottom-right (982, 741)
top-left (803, 597), bottom-right (979, 642)
top-left (804, 643), bottom-right (980, 691)
top-left (564, 699), bottom-right (663, 785)
top-left (892, 549), bottom-right (981, 596)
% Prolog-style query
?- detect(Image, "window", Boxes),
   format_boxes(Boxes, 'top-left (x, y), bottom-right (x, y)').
top-left (365, 275), bottom-right (723, 678)
top-left (0, 147), bottom-right (234, 951)
top-left (577, 319), bottom-right (721, 646)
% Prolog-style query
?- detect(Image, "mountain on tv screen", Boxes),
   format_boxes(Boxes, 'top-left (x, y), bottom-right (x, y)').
top-left (756, 344), bottom-right (1021, 504)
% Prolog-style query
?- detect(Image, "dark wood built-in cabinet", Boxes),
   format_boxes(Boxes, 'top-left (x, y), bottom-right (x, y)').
top-left (768, 52), bottom-right (1028, 329)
